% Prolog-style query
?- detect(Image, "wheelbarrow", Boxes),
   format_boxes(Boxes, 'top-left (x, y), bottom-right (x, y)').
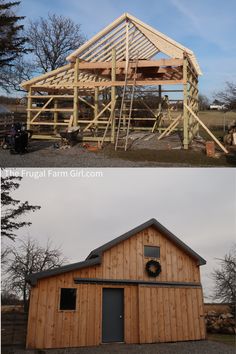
top-left (58, 127), bottom-right (81, 147)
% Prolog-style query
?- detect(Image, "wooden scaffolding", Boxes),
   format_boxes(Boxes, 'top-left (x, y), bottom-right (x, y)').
top-left (21, 13), bottom-right (203, 150)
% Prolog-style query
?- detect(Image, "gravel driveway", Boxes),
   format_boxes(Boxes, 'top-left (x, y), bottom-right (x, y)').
top-left (2, 341), bottom-right (235, 354)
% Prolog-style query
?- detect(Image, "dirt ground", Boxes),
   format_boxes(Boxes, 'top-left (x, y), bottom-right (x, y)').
top-left (0, 135), bottom-right (235, 168)
top-left (0, 110), bottom-right (235, 167)
top-left (2, 340), bottom-right (235, 354)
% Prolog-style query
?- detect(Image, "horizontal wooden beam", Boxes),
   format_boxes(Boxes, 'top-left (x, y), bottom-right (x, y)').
top-left (30, 134), bottom-right (112, 142)
top-left (100, 66), bottom-right (182, 77)
top-left (29, 95), bottom-right (74, 99)
top-left (27, 108), bottom-right (74, 112)
top-left (31, 79), bottom-right (184, 90)
top-left (79, 58), bottom-right (183, 70)
top-left (31, 134), bottom-right (61, 140)
top-left (74, 278), bottom-right (202, 288)
top-left (30, 122), bottom-right (69, 126)
top-left (74, 79), bottom-right (184, 88)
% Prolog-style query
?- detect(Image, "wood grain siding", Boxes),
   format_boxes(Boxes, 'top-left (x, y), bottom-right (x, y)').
top-left (100, 227), bottom-right (200, 283)
top-left (26, 226), bottom-right (204, 349)
top-left (138, 286), bottom-right (205, 343)
top-left (27, 283), bottom-right (205, 348)
top-left (27, 282), bottom-right (139, 349)
top-left (27, 281), bottom-right (102, 349)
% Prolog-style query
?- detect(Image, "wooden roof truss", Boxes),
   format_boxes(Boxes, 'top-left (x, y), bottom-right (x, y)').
top-left (21, 14), bottom-right (230, 152)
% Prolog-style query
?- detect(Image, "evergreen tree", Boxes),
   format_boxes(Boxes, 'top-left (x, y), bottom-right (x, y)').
top-left (1, 175), bottom-right (41, 240)
top-left (0, 1), bottom-right (28, 67)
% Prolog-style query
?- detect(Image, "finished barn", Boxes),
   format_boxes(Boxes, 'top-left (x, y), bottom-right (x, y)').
top-left (26, 218), bottom-right (206, 349)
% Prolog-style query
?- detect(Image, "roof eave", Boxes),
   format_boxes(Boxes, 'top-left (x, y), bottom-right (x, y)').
top-left (27, 255), bottom-right (102, 286)
top-left (87, 218), bottom-right (206, 266)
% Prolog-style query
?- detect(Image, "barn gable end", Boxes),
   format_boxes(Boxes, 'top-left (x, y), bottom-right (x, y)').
top-left (26, 219), bottom-right (206, 349)
top-left (28, 218), bottom-right (206, 286)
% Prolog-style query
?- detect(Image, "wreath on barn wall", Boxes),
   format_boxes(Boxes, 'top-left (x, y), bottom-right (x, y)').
top-left (145, 260), bottom-right (162, 277)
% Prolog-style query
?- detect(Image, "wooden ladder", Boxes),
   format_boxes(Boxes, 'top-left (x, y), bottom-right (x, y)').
top-left (115, 56), bottom-right (138, 151)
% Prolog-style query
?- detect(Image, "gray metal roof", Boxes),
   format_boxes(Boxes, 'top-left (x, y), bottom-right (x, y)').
top-left (27, 218), bottom-right (206, 285)
top-left (27, 256), bottom-right (101, 286)
top-left (86, 218), bottom-right (206, 265)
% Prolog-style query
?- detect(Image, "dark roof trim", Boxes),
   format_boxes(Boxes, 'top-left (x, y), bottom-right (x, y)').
top-left (27, 256), bottom-right (101, 286)
top-left (74, 278), bottom-right (202, 288)
top-left (27, 218), bottom-right (206, 286)
top-left (86, 218), bottom-right (206, 266)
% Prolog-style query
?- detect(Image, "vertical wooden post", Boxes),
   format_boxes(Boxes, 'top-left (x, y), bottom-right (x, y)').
top-left (158, 85), bottom-right (162, 113)
top-left (195, 77), bottom-right (199, 137)
top-left (94, 87), bottom-right (99, 130)
top-left (183, 55), bottom-right (189, 149)
top-left (73, 58), bottom-right (79, 127)
top-left (125, 19), bottom-right (129, 74)
top-left (27, 87), bottom-right (32, 130)
top-left (94, 87), bottom-right (99, 119)
top-left (53, 99), bottom-right (58, 135)
top-left (111, 48), bottom-right (116, 143)
top-left (158, 85), bottom-right (162, 133)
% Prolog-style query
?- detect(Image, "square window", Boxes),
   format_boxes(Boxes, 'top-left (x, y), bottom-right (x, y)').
top-left (144, 245), bottom-right (160, 258)
top-left (59, 288), bottom-right (76, 310)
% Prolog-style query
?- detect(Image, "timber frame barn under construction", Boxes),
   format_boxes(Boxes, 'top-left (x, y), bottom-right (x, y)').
top-left (26, 218), bottom-right (206, 349)
top-left (21, 13), bottom-right (203, 150)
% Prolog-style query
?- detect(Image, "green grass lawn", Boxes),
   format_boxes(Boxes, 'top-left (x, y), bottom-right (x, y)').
top-left (207, 333), bottom-right (236, 346)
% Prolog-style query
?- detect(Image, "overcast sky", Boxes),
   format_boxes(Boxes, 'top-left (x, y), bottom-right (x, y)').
top-left (3, 168), bottom-right (235, 300)
top-left (16, 0), bottom-right (236, 98)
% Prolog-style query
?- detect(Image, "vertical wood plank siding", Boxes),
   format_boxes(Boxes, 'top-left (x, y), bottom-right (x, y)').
top-left (27, 226), bottom-right (205, 348)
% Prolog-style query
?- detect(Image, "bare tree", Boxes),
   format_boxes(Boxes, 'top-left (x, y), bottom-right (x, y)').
top-left (26, 13), bottom-right (85, 72)
top-left (212, 245), bottom-right (236, 314)
top-left (6, 237), bottom-right (66, 311)
top-left (215, 82), bottom-right (236, 110)
top-left (0, 56), bottom-right (35, 93)
top-left (198, 94), bottom-right (209, 111)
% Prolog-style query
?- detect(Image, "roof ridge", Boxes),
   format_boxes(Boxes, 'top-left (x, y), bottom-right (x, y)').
top-left (27, 218), bottom-right (206, 285)
top-left (86, 218), bottom-right (206, 266)
top-left (65, 13), bottom-right (201, 75)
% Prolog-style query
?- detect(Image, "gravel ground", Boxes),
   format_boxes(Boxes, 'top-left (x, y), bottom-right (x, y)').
top-left (2, 341), bottom-right (235, 354)
top-left (0, 139), bottom-right (235, 167)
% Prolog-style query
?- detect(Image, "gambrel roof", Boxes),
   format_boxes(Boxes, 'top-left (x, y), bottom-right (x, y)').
top-left (27, 218), bottom-right (206, 285)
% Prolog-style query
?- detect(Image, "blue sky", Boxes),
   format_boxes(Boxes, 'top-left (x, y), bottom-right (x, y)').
top-left (18, 0), bottom-right (236, 99)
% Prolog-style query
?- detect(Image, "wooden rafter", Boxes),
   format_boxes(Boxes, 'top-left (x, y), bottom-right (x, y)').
top-left (65, 13), bottom-right (201, 75)
top-left (20, 13), bottom-right (208, 149)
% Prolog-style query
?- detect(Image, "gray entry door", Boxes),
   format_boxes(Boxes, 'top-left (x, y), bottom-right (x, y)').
top-left (102, 288), bottom-right (124, 343)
